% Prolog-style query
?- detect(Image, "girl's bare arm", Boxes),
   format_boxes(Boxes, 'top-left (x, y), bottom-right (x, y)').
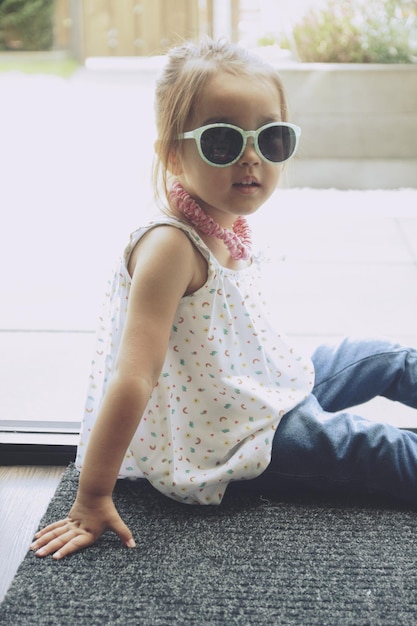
top-left (31, 226), bottom-right (206, 559)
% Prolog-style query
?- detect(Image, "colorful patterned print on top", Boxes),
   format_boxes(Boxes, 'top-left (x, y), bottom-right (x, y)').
top-left (76, 218), bottom-right (315, 504)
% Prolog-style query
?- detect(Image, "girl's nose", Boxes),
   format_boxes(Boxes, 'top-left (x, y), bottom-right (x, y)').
top-left (238, 138), bottom-right (260, 166)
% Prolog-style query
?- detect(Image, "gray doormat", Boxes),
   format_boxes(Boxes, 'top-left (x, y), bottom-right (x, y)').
top-left (1, 464), bottom-right (417, 625)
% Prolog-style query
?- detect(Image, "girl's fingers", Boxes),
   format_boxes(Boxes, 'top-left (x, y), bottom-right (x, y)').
top-left (39, 532), bottom-right (91, 560)
top-left (31, 518), bottom-right (90, 557)
top-left (33, 517), bottom-right (74, 539)
top-left (51, 534), bottom-right (95, 560)
top-left (31, 527), bottom-right (77, 555)
top-left (31, 520), bottom-right (74, 550)
top-left (32, 527), bottom-right (93, 559)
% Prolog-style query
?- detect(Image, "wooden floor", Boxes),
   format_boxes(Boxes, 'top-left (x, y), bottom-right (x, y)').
top-left (0, 466), bottom-right (65, 603)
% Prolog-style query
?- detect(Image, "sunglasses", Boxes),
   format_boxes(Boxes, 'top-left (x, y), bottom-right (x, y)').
top-left (178, 122), bottom-right (301, 167)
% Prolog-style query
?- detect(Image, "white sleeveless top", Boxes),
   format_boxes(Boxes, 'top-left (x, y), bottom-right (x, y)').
top-left (76, 218), bottom-right (315, 504)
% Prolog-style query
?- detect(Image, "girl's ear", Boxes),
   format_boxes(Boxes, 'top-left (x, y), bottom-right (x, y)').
top-left (154, 140), bottom-right (183, 175)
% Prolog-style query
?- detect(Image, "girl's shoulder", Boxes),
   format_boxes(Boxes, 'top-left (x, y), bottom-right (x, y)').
top-left (124, 216), bottom-right (212, 268)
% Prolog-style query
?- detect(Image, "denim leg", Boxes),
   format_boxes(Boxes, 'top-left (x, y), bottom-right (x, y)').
top-left (248, 338), bottom-right (417, 504)
top-left (311, 337), bottom-right (417, 412)
top-left (255, 394), bottom-right (417, 506)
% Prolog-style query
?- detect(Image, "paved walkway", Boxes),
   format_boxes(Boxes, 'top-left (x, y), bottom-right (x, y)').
top-left (1, 69), bottom-right (417, 428)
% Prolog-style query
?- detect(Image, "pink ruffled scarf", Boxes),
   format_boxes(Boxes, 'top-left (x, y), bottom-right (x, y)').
top-left (168, 182), bottom-right (252, 261)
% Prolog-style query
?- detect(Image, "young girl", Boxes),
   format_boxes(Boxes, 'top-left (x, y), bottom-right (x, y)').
top-left (31, 39), bottom-right (417, 560)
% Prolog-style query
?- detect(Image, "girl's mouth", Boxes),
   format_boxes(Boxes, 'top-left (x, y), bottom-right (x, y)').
top-left (233, 181), bottom-right (259, 187)
top-left (233, 179), bottom-right (260, 193)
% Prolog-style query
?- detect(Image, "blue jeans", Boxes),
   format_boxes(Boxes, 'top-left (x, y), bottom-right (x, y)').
top-left (252, 338), bottom-right (417, 505)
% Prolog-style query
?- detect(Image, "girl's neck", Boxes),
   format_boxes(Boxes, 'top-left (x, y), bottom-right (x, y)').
top-left (168, 182), bottom-right (252, 262)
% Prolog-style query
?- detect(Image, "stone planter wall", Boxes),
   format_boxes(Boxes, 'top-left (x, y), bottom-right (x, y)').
top-left (277, 64), bottom-right (417, 189)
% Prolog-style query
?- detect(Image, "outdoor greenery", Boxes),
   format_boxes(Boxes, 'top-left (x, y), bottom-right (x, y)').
top-left (0, 56), bottom-right (78, 76)
top-left (0, 0), bottom-right (54, 51)
top-left (282, 0), bottom-right (417, 63)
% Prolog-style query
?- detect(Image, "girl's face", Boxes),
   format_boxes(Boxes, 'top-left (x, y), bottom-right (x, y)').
top-left (175, 70), bottom-right (283, 228)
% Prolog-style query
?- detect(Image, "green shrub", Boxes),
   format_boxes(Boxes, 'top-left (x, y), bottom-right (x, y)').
top-left (0, 0), bottom-right (54, 51)
top-left (290, 0), bottom-right (417, 63)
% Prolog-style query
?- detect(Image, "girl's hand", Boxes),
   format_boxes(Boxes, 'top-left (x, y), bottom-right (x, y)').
top-left (30, 495), bottom-right (136, 560)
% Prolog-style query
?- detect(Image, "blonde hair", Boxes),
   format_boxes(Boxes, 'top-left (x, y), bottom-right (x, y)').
top-left (153, 38), bottom-right (289, 214)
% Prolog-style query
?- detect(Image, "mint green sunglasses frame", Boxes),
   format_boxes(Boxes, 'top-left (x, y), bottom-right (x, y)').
top-left (178, 122), bottom-right (301, 167)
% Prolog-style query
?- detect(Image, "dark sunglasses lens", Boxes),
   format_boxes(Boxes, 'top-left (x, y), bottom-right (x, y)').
top-left (258, 125), bottom-right (297, 162)
top-left (200, 127), bottom-right (243, 165)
